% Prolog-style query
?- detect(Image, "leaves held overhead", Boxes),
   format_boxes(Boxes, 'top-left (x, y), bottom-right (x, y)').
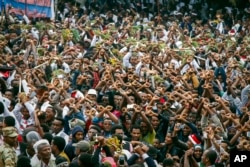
top-left (35, 22), bottom-right (54, 31)
top-left (159, 43), bottom-right (166, 50)
top-left (71, 29), bottom-right (80, 42)
top-left (191, 41), bottom-right (199, 48)
top-left (125, 37), bottom-right (138, 44)
top-left (93, 30), bottom-right (111, 40)
top-left (110, 48), bottom-right (123, 60)
top-left (37, 47), bottom-right (46, 57)
top-left (105, 136), bottom-right (122, 152)
top-left (20, 24), bottom-right (32, 30)
top-left (52, 69), bottom-right (65, 78)
top-left (154, 75), bottom-right (164, 83)
top-left (62, 29), bottom-right (72, 41)
top-left (109, 57), bottom-right (119, 65)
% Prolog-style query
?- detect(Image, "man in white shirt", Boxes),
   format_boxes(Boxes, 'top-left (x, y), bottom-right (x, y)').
top-left (31, 139), bottom-right (56, 167)
top-left (52, 117), bottom-right (69, 144)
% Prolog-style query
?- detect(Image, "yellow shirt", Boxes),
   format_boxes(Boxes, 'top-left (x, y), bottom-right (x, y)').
top-left (59, 151), bottom-right (70, 163)
top-left (141, 130), bottom-right (156, 145)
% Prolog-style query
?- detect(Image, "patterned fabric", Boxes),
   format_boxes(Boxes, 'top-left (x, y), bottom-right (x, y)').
top-left (0, 143), bottom-right (17, 167)
top-left (92, 71), bottom-right (100, 88)
top-left (20, 116), bottom-right (34, 131)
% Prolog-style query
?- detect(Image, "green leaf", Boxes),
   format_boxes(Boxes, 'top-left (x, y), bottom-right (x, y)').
top-left (37, 48), bottom-right (45, 57)
top-left (125, 38), bottom-right (137, 44)
top-left (52, 69), bottom-right (65, 77)
top-left (131, 26), bottom-right (141, 31)
top-left (191, 41), bottom-right (199, 48)
top-left (153, 75), bottom-right (164, 83)
top-left (35, 22), bottom-right (46, 31)
top-left (71, 29), bottom-right (80, 42)
top-left (159, 43), bottom-right (166, 50)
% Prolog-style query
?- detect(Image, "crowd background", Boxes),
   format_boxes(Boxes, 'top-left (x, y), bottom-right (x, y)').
top-left (0, 0), bottom-right (250, 167)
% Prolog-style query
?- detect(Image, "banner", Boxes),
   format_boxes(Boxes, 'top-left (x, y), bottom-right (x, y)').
top-left (3, 0), bottom-right (54, 18)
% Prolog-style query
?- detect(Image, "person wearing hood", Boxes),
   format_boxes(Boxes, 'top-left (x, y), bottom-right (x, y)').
top-left (64, 125), bottom-right (84, 161)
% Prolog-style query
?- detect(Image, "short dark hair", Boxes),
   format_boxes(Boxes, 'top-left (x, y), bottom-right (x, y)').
top-left (130, 124), bottom-right (141, 132)
top-left (78, 153), bottom-right (93, 166)
top-left (77, 41), bottom-right (85, 46)
top-left (49, 106), bottom-right (57, 114)
top-left (54, 117), bottom-right (65, 126)
top-left (0, 102), bottom-right (4, 114)
top-left (42, 132), bottom-right (53, 144)
top-left (17, 155), bottom-right (31, 167)
top-left (55, 156), bottom-right (69, 166)
top-left (41, 123), bottom-right (50, 133)
top-left (163, 158), bottom-right (174, 167)
top-left (110, 124), bottom-right (123, 135)
top-left (52, 136), bottom-right (66, 152)
top-left (0, 116), bottom-right (3, 122)
top-left (205, 150), bottom-right (217, 164)
top-left (215, 163), bottom-right (224, 167)
top-left (120, 112), bottom-right (131, 122)
top-left (4, 116), bottom-right (15, 126)
top-left (89, 125), bottom-right (102, 133)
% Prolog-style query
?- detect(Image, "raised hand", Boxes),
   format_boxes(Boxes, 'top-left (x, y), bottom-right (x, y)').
top-left (174, 122), bottom-right (182, 132)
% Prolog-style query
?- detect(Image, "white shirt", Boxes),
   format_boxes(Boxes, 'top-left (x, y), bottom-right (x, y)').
top-left (31, 154), bottom-right (56, 167)
top-left (181, 59), bottom-right (200, 75)
top-left (53, 130), bottom-right (69, 145)
top-left (15, 143), bottom-right (21, 156)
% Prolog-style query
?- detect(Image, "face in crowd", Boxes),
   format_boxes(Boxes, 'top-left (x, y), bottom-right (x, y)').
top-left (114, 95), bottom-right (123, 107)
top-left (131, 127), bottom-right (141, 141)
top-left (103, 119), bottom-right (112, 132)
top-left (63, 55), bottom-right (73, 65)
top-left (38, 143), bottom-right (52, 162)
top-left (52, 119), bottom-right (64, 134)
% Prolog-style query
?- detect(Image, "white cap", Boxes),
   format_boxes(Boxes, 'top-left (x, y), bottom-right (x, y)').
top-left (87, 89), bottom-right (97, 96)
top-left (40, 101), bottom-right (53, 112)
top-left (72, 90), bottom-right (84, 99)
top-left (33, 139), bottom-right (50, 153)
top-left (175, 41), bottom-right (183, 49)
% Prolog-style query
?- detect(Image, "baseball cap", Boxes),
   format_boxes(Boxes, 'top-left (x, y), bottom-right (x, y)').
top-left (72, 140), bottom-right (90, 152)
top-left (69, 118), bottom-right (85, 129)
top-left (2, 127), bottom-right (18, 137)
top-left (87, 89), bottom-right (97, 96)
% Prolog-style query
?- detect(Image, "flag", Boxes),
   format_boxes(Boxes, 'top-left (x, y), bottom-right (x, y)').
top-left (0, 71), bottom-right (10, 78)
top-left (0, 66), bottom-right (14, 79)
top-left (2, 0), bottom-right (55, 19)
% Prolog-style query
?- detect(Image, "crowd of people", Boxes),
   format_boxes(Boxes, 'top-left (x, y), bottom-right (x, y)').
top-left (0, 0), bottom-right (250, 167)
